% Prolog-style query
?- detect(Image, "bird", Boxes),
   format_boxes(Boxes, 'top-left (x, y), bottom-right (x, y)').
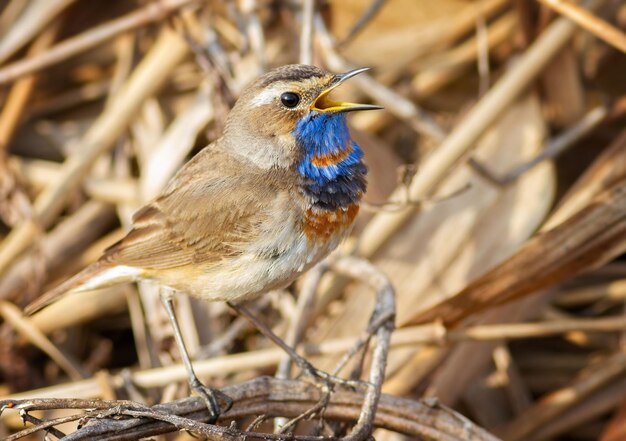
top-left (24, 64), bottom-right (382, 421)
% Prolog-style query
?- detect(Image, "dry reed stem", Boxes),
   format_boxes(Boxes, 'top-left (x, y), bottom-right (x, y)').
top-left (140, 85), bottom-right (214, 199)
top-left (539, 0), bottom-right (626, 53)
top-left (316, 17), bottom-right (447, 142)
top-left (276, 264), bottom-right (326, 381)
top-left (412, 12), bottom-right (518, 98)
top-left (0, 0), bottom-right (198, 85)
top-left (0, 22), bottom-right (59, 233)
top-left (1, 1), bottom-right (624, 439)
top-left (356, 0), bottom-right (602, 261)
top-left (470, 104), bottom-right (609, 186)
top-left (555, 278), bottom-right (626, 306)
top-left (3, 315), bottom-right (625, 408)
top-left (0, 201), bottom-right (117, 303)
top-left (531, 379), bottom-right (626, 440)
top-left (496, 350), bottom-right (626, 440)
top-left (28, 285), bottom-right (130, 336)
top-left (0, 301), bottom-right (84, 381)
top-left (299, 0), bottom-right (315, 65)
top-left (0, 0), bottom-right (76, 64)
top-left (408, 176), bottom-right (626, 326)
top-left (0, 26), bottom-right (58, 152)
top-left (0, 28), bottom-right (189, 275)
top-left (14, 158), bottom-right (139, 205)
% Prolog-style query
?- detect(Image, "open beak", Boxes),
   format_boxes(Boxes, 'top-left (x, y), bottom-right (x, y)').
top-left (311, 67), bottom-right (384, 113)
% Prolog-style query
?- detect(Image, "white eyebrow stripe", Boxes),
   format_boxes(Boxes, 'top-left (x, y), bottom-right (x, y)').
top-left (251, 87), bottom-right (279, 106)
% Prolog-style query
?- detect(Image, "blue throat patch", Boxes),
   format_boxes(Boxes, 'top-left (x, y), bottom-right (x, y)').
top-left (294, 112), bottom-right (367, 210)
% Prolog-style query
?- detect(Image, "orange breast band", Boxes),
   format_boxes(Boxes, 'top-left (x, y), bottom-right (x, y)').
top-left (303, 203), bottom-right (359, 240)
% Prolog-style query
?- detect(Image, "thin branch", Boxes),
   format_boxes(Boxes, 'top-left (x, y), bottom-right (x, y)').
top-left (497, 350), bottom-right (626, 440)
top-left (300, 0), bottom-right (315, 64)
top-left (338, 0), bottom-right (387, 46)
top-left (0, 301), bottom-right (85, 381)
top-left (1, 378), bottom-right (500, 441)
top-left (276, 264), bottom-right (326, 381)
top-left (314, 14), bottom-right (447, 143)
top-left (469, 104), bottom-right (609, 186)
top-left (355, 0), bottom-right (603, 260)
top-left (0, 0), bottom-right (198, 85)
top-left (327, 255), bottom-right (395, 441)
top-left (0, 28), bottom-right (189, 276)
top-left (538, 0), bottom-right (626, 54)
top-left (3, 316), bottom-right (626, 406)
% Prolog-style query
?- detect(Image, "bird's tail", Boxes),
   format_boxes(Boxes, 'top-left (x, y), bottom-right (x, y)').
top-left (24, 262), bottom-right (140, 315)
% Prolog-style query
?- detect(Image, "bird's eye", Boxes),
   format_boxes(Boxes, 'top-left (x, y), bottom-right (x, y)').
top-left (280, 92), bottom-right (300, 108)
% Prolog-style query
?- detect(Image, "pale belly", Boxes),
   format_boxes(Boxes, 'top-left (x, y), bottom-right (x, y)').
top-left (155, 209), bottom-right (352, 302)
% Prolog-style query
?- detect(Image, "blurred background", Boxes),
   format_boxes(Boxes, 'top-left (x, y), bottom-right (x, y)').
top-left (0, 0), bottom-right (625, 439)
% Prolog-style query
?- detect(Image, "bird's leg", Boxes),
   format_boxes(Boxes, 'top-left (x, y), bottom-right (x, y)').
top-left (160, 292), bottom-right (231, 422)
top-left (227, 302), bottom-right (364, 390)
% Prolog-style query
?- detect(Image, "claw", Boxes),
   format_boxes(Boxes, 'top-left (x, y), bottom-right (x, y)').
top-left (190, 378), bottom-right (223, 423)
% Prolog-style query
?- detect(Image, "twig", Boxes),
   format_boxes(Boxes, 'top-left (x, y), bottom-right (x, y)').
top-left (1, 378), bottom-right (500, 441)
top-left (329, 310), bottom-right (394, 377)
top-left (0, 301), bottom-right (85, 381)
top-left (3, 316), bottom-right (625, 405)
top-left (469, 104), bottom-right (608, 186)
top-left (314, 14), bottom-right (447, 143)
top-left (326, 256), bottom-right (395, 441)
top-left (197, 297), bottom-right (271, 359)
top-left (276, 392), bottom-right (330, 434)
top-left (0, 28), bottom-right (189, 276)
top-left (18, 412), bottom-right (66, 440)
top-left (0, 0), bottom-right (198, 85)
top-left (0, 0), bottom-right (76, 64)
top-left (496, 350), bottom-right (626, 440)
top-left (356, 0), bottom-right (603, 260)
top-left (240, 0), bottom-right (267, 71)
top-left (228, 302), bottom-right (364, 389)
top-left (276, 264), bottom-right (326, 381)
top-left (2, 399), bottom-right (149, 441)
top-left (274, 264), bottom-right (326, 431)
top-left (339, 0), bottom-right (387, 46)
top-left (475, 5), bottom-right (491, 96)
top-left (300, 0), bottom-right (315, 64)
top-left (538, 0), bottom-right (626, 54)
top-left (232, 253), bottom-right (396, 441)
top-left (5, 412), bottom-right (82, 441)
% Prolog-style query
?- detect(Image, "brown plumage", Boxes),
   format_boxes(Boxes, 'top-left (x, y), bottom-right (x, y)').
top-left (24, 64), bottom-right (382, 421)
top-left (25, 65), bottom-right (380, 316)
top-left (25, 146), bottom-right (296, 313)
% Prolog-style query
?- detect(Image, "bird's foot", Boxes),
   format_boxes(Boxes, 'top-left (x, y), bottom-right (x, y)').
top-left (189, 377), bottom-right (232, 423)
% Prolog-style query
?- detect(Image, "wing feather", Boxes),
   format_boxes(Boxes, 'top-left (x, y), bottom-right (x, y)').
top-left (101, 147), bottom-right (286, 270)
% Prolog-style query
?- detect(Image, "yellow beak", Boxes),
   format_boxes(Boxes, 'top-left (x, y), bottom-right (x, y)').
top-left (311, 67), bottom-right (383, 113)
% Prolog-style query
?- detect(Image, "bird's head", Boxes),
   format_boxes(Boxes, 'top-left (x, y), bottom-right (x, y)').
top-left (224, 64), bottom-right (381, 168)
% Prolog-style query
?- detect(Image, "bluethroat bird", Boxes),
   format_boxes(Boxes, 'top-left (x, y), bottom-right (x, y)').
top-left (25, 64), bottom-right (382, 420)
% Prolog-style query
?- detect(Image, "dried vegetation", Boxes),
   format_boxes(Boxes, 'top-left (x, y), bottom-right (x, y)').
top-left (0, 0), bottom-right (626, 440)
